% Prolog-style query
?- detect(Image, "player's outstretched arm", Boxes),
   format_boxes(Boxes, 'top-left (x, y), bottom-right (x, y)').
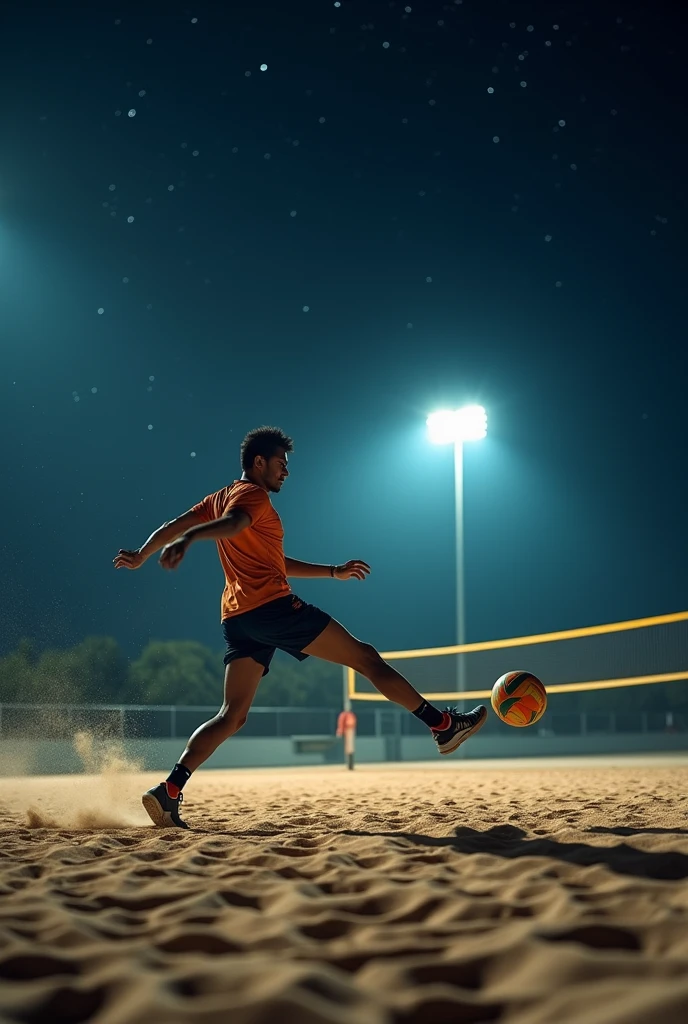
top-left (159, 509), bottom-right (252, 570)
top-left (113, 508), bottom-right (204, 570)
top-left (285, 557), bottom-right (371, 580)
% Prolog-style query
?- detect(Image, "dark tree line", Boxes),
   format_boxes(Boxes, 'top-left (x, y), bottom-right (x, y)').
top-left (0, 636), bottom-right (343, 707)
top-left (0, 636), bottom-right (684, 715)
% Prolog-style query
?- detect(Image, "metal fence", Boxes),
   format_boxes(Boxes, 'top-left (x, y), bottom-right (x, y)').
top-left (0, 704), bottom-right (684, 741)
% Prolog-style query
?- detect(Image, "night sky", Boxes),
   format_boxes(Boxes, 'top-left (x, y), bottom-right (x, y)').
top-left (1, 1), bottom-right (686, 666)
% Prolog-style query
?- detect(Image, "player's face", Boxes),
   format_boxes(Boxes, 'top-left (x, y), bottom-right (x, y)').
top-left (263, 448), bottom-right (289, 493)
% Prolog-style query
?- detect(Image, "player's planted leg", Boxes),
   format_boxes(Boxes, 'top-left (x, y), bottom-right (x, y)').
top-left (302, 619), bottom-right (487, 752)
top-left (142, 657), bottom-right (265, 828)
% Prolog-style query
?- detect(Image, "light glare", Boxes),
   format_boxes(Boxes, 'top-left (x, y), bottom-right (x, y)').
top-left (427, 405), bottom-right (487, 444)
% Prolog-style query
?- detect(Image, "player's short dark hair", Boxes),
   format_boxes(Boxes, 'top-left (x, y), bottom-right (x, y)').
top-left (240, 426), bottom-right (294, 471)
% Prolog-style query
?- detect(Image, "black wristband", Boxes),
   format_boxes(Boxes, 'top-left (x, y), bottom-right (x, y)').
top-left (330, 564), bottom-right (335, 577)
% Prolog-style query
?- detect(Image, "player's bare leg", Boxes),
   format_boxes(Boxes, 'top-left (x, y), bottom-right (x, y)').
top-left (303, 618), bottom-right (425, 710)
top-left (179, 657), bottom-right (265, 772)
top-left (142, 657), bottom-right (264, 828)
top-left (303, 618), bottom-right (486, 753)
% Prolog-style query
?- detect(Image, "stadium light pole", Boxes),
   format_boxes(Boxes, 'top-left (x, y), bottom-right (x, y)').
top-left (426, 405), bottom-right (488, 693)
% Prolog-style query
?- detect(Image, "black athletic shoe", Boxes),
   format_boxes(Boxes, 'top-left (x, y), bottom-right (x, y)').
top-left (432, 705), bottom-right (487, 755)
top-left (142, 782), bottom-right (189, 829)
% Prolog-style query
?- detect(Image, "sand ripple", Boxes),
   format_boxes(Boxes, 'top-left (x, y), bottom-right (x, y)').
top-left (0, 759), bottom-right (687, 1023)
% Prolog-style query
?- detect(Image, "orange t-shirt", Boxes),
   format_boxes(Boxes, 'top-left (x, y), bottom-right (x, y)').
top-left (191, 481), bottom-right (291, 620)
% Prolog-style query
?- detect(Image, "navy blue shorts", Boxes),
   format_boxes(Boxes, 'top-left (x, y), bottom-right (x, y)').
top-left (222, 594), bottom-right (331, 676)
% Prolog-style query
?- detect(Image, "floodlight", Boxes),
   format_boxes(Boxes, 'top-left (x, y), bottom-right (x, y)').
top-left (426, 405), bottom-right (487, 444)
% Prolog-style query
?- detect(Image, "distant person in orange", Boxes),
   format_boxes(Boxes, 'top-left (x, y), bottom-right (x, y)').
top-left (114, 426), bottom-right (486, 828)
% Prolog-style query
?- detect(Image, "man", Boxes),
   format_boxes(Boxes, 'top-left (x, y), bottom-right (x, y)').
top-left (114, 426), bottom-right (486, 828)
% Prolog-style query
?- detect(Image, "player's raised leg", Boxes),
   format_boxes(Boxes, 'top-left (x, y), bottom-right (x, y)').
top-left (142, 656), bottom-right (265, 828)
top-left (302, 619), bottom-right (486, 754)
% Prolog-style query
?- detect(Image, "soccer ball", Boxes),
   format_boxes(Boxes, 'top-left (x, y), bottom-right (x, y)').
top-left (491, 671), bottom-right (547, 727)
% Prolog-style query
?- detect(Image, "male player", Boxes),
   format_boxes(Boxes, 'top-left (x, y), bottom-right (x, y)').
top-left (114, 426), bottom-right (486, 828)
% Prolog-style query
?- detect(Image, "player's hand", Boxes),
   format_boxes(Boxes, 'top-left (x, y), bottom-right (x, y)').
top-left (159, 535), bottom-right (191, 571)
top-left (334, 559), bottom-right (371, 581)
top-left (113, 548), bottom-right (147, 570)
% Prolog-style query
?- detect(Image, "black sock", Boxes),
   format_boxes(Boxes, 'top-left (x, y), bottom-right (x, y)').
top-left (412, 700), bottom-right (449, 730)
top-left (165, 763), bottom-right (192, 795)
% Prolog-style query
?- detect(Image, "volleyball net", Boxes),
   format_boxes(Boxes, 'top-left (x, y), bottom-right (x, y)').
top-left (347, 610), bottom-right (688, 710)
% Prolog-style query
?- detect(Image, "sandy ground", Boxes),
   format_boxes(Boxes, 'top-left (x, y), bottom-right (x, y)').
top-left (0, 754), bottom-right (687, 1024)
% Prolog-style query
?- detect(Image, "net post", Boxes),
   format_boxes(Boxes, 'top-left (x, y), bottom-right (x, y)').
top-left (336, 706), bottom-right (356, 769)
top-left (338, 667), bottom-right (356, 769)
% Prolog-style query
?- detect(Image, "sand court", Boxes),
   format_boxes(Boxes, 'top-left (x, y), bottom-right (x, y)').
top-left (0, 755), bottom-right (687, 1023)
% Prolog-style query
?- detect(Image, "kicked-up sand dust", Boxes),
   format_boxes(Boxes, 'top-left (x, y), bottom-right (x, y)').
top-left (0, 755), bottom-right (687, 1024)
top-left (15, 731), bottom-right (144, 831)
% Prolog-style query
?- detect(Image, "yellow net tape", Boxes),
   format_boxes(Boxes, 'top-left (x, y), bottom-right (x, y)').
top-left (347, 610), bottom-right (688, 702)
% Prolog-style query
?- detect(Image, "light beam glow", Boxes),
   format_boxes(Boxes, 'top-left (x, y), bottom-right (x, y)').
top-left (426, 405), bottom-right (487, 444)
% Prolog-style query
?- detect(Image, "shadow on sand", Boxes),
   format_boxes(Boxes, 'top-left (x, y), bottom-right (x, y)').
top-left (341, 823), bottom-right (688, 880)
top-left (585, 825), bottom-right (688, 837)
